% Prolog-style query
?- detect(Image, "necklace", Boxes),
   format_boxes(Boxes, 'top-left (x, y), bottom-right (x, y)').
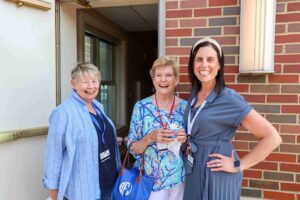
top-left (154, 94), bottom-right (175, 128)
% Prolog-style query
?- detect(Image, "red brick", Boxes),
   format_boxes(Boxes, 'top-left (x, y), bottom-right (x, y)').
top-left (243, 170), bottom-right (262, 178)
top-left (166, 1), bottom-right (178, 9)
top-left (281, 135), bottom-right (296, 144)
top-left (264, 191), bottom-right (296, 200)
top-left (242, 179), bottom-right (248, 187)
top-left (280, 163), bottom-right (300, 173)
top-left (275, 24), bottom-right (285, 34)
top-left (282, 105), bottom-right (300, 114)
top-left (275, 45), bottom-right (283, 53)
top-left (281, 125), bottom-right (300, 134)
top-left (178, 93), bottom-right (190, 100)
top-left (179, 66), bottom-right (188, 73)
top-left (236, 150), bottom-right (248, 158)
top-left (287, 2), bottom-right (300, 12)
top-left (297, 136), bottom-right (300, 144)
top-left (194, 8), bottom-right (222, 17)
top-left (179, 57), bottom-right (189, 65)
top-left (276, 13), bottom-right (300, 23)
top-left (235, 133), bottom-right (260, 142)
top-left (224, 74), bottom-right (235, 83)
top-left (177, 83), bottom-right (191, 92)
top-left (267, 95), bottom-right (298, 103)
top-left (209, 0), bottom-right (238, 6)
top-left (166, 38), bottom-right (178, 46)
top-left (166, 29), bottom-right (192, 37)
top-left (275, 54), bottom-right (300, 63)
top-left (224, 65), bottom-right (238, 73)
top-left (166, 10), bottom-right (192, 18)
top-left (232, 140), bottom-right (248, 150)
top-left (224, 26), bottom-right (240, 35)
top-left (180, 0), bottom-right (206, 8)
top-left (166, 20), bottom-right (178, 28)
top-left (252, 162), bottom-right (278, 171)
top-left (227, 84), bottom-right (249, 92)
top-left (283, 64), bottom-right (300, 73)
top-left (276, 34), bottom-right (300, 43)
top-left (243, 94), bottom-right (265, 103)
top-left (268, 75), bottom-right (299, 83)
top-left (274, 64), bottom-right (282, 73)
top-left (281, 183), bottom-right (300, 192)
top-left (179, 74), bottom-right (190, 82)
top-left (214, 36), bottom-right (237, 45)
top-left (266, 153), bottom-right (297, 163)
top-left (180, 19), bottom-right (207, 28)
top-left (166, 47), bottom-right (191, 55)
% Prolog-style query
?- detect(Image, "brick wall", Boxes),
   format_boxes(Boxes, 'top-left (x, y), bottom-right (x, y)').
top-left (166, 0), bottom-right (300, 199)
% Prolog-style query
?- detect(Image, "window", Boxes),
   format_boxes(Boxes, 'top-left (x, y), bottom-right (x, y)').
top-left (84, 33), bottom-right (116, 122)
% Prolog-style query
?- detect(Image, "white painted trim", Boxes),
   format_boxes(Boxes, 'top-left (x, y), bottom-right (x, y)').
top-left (90, 0), bottom-right (158, 7)
top-left (158, 0), bottom-right (165, 56)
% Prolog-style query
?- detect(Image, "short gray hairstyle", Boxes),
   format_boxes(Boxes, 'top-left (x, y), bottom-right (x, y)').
top-left (71, 63), bottom-right (101, 81)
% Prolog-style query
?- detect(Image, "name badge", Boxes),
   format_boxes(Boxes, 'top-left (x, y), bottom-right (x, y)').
top-left (187, 154), bottom-right (194, 167)
top-left (100, 149), bottom-right (110, 162)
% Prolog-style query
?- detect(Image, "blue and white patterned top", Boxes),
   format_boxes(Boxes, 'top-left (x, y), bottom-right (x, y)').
top-left (127, 96), bottom-right (187, 191)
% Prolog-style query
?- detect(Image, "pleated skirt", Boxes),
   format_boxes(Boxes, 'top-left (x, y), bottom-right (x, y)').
top-left (183, 141), bottom-right (242, 200)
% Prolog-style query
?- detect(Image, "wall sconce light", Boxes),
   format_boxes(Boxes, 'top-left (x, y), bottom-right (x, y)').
top-left (239, 0), bottom-right (276, 74)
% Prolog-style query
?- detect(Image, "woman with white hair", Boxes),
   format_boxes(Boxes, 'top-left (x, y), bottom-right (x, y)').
top-left (43, 63), bottom-right (121, 200)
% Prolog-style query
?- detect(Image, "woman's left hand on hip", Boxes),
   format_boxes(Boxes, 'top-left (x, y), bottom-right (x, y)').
top-left (207, 152), bottom-right (239, 173)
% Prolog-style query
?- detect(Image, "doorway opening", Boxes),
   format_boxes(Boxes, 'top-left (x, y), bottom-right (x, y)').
top-left (79, 3), bottom-right (158, 136)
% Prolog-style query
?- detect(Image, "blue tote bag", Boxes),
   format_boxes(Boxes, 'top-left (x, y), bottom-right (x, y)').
top-left (111, 150), bottom-right (154, 200)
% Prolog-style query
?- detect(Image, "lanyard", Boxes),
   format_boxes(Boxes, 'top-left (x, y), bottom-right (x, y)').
top-left (187, 99), bottom-right (207, 135)
top-left (155, 94), bottom-right (175, 128)
top-left (90, 111), bottom-right (106, 144)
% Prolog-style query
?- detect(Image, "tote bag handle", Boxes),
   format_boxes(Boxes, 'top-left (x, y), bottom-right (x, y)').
top-left (118, 149), bottom-right (145, 183)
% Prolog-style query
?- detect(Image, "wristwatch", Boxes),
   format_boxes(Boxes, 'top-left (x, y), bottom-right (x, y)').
top-left (234, 160), bottom-right (241, 173)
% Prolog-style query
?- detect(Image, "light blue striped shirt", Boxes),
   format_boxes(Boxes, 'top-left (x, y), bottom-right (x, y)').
top-left (43, 90), bottom-right (121, 200)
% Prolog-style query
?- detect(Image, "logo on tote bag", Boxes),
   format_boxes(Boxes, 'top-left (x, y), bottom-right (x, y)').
top-left (119, 182), bottom-right (133, 196)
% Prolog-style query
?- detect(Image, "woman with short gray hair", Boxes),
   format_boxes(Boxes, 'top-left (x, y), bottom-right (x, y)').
top-left (43, 63), bottom-right (121, 200)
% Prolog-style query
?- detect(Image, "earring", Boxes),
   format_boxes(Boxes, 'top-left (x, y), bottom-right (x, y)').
top-left (152, 87), bottom-right (156, 93)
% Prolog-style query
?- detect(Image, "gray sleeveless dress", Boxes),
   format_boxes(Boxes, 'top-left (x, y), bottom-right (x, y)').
top-left (183, 87), bottom-right (252, 200)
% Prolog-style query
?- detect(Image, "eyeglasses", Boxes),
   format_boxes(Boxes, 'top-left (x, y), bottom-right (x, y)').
top-left (154, 73), bottom-right (175, 79)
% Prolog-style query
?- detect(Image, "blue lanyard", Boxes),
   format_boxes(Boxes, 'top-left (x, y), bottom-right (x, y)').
top-left (187, 98), bottom-right (207, 135)
top-left (90, 109), bottom-right (106, 144)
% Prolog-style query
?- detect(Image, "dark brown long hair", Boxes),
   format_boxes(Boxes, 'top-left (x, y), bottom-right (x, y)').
top-left (188, 40), bottom-right (225, 94)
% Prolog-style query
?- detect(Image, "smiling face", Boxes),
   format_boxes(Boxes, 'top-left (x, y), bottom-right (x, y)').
top-left (193, 45), bottom-right (220, 87)
top-left (71, 72), bottom-right (100, 103)
top-left (152, 65), bottom-right (178, 96)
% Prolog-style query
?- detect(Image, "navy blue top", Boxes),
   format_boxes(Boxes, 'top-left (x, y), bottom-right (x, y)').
top-left (90, 112), bottom-right (117, 189)
top-left (184, 87), bottom-right (252, 141)
top-left (183, 87), bottom-right (252, 200)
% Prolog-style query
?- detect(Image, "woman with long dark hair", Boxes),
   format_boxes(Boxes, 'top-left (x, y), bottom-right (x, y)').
top-left (183, 37), bottom-right (282, 200)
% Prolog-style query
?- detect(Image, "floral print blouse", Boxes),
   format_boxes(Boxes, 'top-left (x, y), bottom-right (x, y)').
top-left (127, 96), bottom-right (187, 191)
